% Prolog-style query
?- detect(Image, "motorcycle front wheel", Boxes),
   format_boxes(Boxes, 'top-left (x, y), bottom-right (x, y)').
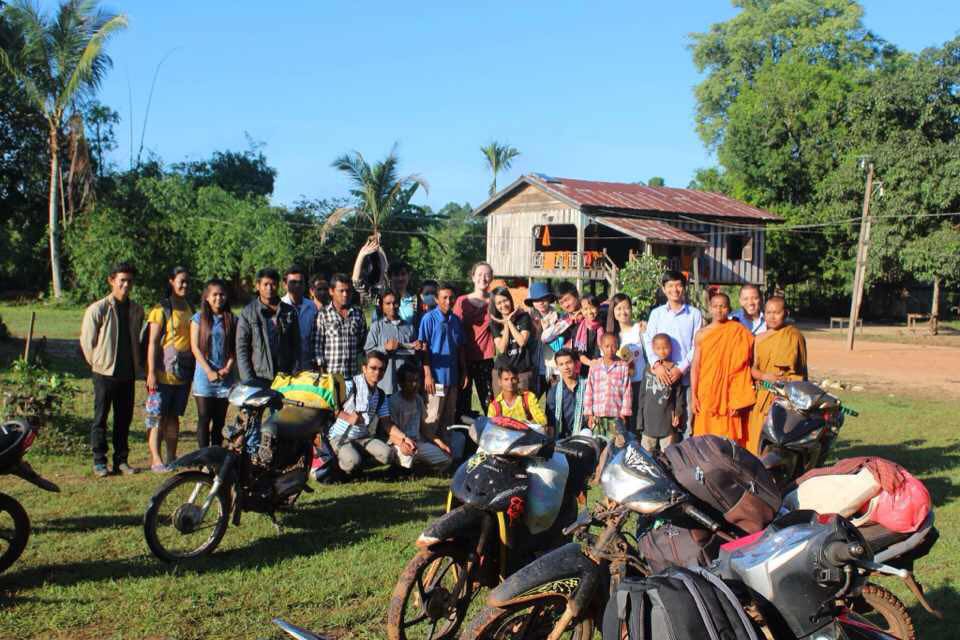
top-left (387, 542), bottom-right (476, 640)
top-left (0, 492), bottom-right (30, 574)
top-left (144, 470), bottom-right (230, 562)
top-left (848, 583), bottom-right (916, 640)
top-left (462, 596), bottom-right (593, 640)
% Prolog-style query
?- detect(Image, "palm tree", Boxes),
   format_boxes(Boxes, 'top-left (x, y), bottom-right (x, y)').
top-left (0, 0), bottom-right (127, 298)
top-left (481, 141), bottom-right (520, 197)
top-left (321, 145), bottom-right (428, 243)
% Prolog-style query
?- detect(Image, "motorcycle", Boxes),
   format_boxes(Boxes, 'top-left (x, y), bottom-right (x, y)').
top-left (461, 440), bottom-right (933, 640)
top-left (272, 618), bottom-right (329, 640)
top-left (0, 418), bottom-right (60, 574)
top-left (757, 380), bottom-right (859, 488)
top-left (143, 380), bottom-right (333, 562)
top-left (385, 416), bottom-right (601, 640)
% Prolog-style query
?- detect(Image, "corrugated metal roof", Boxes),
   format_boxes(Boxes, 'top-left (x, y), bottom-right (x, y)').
top-left (529, 175), bottom-right (780, 221)
top-left (598, 217), bottom-right (708, 246)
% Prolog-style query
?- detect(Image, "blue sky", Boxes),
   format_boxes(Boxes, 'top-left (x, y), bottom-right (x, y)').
top-left (75, 1), bottom-right (960, 210)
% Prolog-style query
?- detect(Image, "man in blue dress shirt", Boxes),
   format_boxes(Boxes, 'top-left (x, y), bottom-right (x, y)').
top-left (643, 270), bottom-right (703, 438)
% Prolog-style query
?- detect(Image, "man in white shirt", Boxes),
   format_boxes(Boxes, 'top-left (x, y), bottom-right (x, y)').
top-left (643, 270), bottom-right (703, 438)
top-left (281, 266), bottom-right (317, 368)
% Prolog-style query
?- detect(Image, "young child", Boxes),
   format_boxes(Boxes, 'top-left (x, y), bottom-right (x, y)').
top-left (575, 294), bottom-right (604, 377)
top-left (582, 333), bottom-right (631, 439)
top-left (389, 364), bottom-right (452, 472)
top-left (641, 333), bottom-right (685, 452)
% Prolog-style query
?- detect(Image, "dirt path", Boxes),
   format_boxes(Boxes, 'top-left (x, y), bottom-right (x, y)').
top-left (807, 337), bottom-right (960, 397)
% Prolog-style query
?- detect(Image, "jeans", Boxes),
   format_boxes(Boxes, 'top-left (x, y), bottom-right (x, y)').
top-left (458, 358), bottom-right (494, 417)
top-left (91, 374), bottom-right (134, 467)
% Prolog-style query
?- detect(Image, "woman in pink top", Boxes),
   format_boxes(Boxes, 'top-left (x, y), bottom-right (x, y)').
top-left (454, 261), bottom-right (495, 416)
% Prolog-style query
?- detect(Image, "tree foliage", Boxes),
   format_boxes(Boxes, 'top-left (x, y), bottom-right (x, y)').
top-left (481, 141), bottom-right (520, 196)
top-left (617, 253), bottom-right (667, 319)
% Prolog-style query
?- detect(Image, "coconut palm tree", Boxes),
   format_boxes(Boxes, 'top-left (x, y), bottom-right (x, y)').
top-left (481, 141), bottom-right (520, 197)
top-left (0, 0), bottom-right (127, 298)
top-left (321, 145), bottom-right (428, 243)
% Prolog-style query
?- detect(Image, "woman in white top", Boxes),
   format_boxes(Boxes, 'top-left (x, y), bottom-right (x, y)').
top-left (607, 293), bottom-right (646, 434)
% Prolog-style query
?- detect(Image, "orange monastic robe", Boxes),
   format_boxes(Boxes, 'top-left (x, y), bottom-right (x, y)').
top-left (694, 321), bottom-right (755, 448)
top-left (747, 325), bottom-right (808, 453)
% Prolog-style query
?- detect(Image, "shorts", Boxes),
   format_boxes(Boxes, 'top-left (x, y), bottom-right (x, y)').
top-left (158, 383), bottom-right (190, 417)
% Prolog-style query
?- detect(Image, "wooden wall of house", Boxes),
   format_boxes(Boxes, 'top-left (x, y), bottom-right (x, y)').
top-left (486, 205), bottom-right (582, 277)
top-left (674, 220), bottom-right (766, 285)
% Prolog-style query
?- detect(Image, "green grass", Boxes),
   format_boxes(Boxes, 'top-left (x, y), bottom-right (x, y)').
top-left (0, 302), bottom-right (958, 639)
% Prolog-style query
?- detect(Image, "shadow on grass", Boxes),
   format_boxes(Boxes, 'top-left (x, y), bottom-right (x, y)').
top-left (909, 582), bottom-right (960, 639)
top-left (0, 484), bottom-right (446, 592)
top-left (34, 514), bottom-right (144, 533)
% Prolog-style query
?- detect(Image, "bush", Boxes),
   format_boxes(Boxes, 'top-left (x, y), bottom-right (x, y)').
top-left (1, 358), bottom-right (85, 454)
top-left (617, 253), bottom-right (667, 320)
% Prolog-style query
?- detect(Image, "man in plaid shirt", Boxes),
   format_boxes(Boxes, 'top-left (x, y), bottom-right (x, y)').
top-left (314, 273), bottom-right (367, 380)
top-left (583, 333), bottom-right (632, 438)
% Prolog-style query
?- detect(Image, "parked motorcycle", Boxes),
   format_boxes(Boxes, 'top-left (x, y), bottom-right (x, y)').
top-left (0, 418), bottom-right (60, 574)
top-left (143, 380), bottom-right (333, 562)
top-left (386, 416), bottom-right (600, 640)
top-left (461, 440), bottom-right (931, 640)
top-left (756, 380), bottom-right (858, 488)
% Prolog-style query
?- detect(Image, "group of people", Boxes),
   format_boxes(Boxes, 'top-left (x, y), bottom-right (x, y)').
top-left (79, 254), bottom-right (808, 480)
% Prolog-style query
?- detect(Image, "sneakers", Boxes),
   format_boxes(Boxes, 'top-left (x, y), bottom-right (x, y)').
top-left (116, 463), bottom-right (138, 475)
top-left (93, 464), bottom-right (109, 478)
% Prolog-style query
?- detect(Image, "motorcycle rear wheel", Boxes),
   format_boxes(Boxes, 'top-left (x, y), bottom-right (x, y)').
top-left (462, 596), bottom-right (594, 640)
top-left (0, 492), bottom-right (30, 574)
top-left (144, 471), bottom-right (229, 562)
top-left (387, 543), bottom-right (477, 640)
top-left (849, 583), bottom-right (916, 640)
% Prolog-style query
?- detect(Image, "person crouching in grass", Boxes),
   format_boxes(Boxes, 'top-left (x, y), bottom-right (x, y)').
top-left (388, 364), bottom-right (453, 473)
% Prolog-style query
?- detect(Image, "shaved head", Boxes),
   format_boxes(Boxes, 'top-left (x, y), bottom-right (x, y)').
top-left (710, 292), bottom-right (731, 306)
top-left (765, 296), bottom-right (786, 311)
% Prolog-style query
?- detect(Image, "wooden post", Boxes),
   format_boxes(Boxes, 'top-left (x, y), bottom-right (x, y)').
top-left (576, 214), bottom-right (585, 291)
top-left (931, 276), bottom-right (940, 335)
top-left (23, 311), bottom-right (36, 362)
top-left (847, 162), bottom-right (875, 351)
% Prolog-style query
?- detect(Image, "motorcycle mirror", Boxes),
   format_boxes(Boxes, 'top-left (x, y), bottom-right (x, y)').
top-left (272, 618), bottom-right (327, 640)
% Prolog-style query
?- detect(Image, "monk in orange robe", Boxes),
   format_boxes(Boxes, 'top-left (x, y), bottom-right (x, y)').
top-left (691, 293), bottom-right (755, 448)
top-left (748, 296), bottom-right (808, 453)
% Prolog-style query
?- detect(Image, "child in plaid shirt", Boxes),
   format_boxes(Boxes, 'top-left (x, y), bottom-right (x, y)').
top-left (583, 333), bottom-right (632, 438)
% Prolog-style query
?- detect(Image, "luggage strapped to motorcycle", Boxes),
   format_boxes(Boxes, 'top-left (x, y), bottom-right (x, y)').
top-left (605, 566), bottom-right (759, 640)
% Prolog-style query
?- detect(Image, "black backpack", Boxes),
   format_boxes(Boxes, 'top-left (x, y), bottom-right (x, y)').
top-left (638, 524), bottom-right (721, 574)
top-left (663, 435), bottom-right (781, 534)
top-left (602, 567), bottom-right (760, 640)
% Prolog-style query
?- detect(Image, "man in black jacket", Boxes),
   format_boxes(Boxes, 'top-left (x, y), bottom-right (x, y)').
top-left (236, 268), bottom-right (301, 383)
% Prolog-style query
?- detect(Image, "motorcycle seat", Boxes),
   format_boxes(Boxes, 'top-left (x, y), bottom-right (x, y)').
top-left (864, 512), bottom-right (937, 564)
top-left (270, 406), bottom-right (334, 441)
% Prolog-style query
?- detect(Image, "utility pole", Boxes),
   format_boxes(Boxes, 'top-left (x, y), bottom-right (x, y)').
top-left (847, 161), bottom-right (875, 351)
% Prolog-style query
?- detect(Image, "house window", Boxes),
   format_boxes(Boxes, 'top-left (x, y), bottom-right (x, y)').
top-left (726, 235), bottom-right (753, 262)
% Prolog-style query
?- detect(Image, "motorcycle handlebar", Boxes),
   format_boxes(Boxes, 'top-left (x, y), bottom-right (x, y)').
top-left (554, 443), bottom-right (584, 459)
top-left (823, 541), bottom-right (866, 567)
top-left (681, 503), bottom-right (723, 533)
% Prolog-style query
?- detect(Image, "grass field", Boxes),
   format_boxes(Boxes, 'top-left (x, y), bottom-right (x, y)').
top-left (0, 304), bottom-right (958, 639)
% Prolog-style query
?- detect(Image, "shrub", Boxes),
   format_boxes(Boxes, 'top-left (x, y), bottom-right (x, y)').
top-left (617, 253), bottom-right (667, 320)
top-left (1, 358), bottom-right (85, 454)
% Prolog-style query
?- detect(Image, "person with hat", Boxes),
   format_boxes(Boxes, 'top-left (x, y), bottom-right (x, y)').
top-left (525, 281), bottom-right (558, 396)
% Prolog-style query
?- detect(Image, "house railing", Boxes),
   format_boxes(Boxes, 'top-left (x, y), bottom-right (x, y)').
top-left (532, 251), bottom-right (608, 271)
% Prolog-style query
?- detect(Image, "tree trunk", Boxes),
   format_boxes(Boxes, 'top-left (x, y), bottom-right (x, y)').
top-left (48, 128), bottom-right (64, 299)
top-left (930, 275), bottom-right (940, 336)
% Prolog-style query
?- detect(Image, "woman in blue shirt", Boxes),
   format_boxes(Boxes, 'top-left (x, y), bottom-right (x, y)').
top-left (190, 279), bottom-right (236, 448)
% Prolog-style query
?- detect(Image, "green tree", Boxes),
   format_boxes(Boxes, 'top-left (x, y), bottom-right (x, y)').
top-left (481, 141), bottom-right (520, 196)
top-left (617, 253), bottom-right (666, 319)
top-left (902, 225), bottom-right (960, 334)
top-left (690, 0), bottom-right (888, 148)
top-left (0, 0), bottom-right (127, 298)
top-left (173, 147), bottom-right (277, 199)
top-left (322, 145), bottom-right (428, 242)
top-left (647, 176), bottom-right (665, 187)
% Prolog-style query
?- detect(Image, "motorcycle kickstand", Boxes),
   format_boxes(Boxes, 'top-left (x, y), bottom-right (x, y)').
top-left (903, 572), bottom-right (943, 619)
